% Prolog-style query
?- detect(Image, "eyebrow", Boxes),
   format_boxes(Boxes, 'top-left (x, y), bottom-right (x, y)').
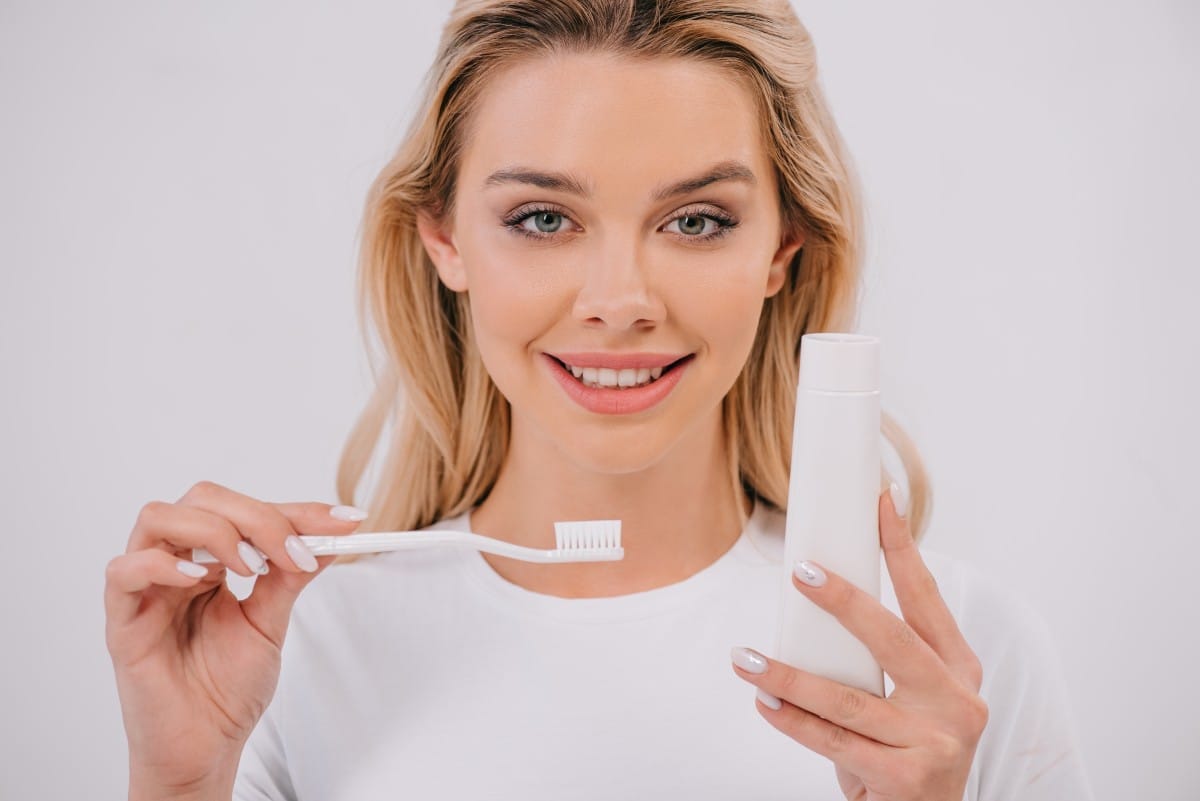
top-left (482, 159), bottom-right (757, 201)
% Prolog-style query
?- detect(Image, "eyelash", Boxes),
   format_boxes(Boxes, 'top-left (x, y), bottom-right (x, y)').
top-left (501, 204), bottom-right (739, 243)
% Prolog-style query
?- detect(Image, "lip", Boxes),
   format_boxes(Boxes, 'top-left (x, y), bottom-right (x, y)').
top-left (548, 352), bottom-right (689, 370)
top-left (541, 352), bottom-right (694, 415)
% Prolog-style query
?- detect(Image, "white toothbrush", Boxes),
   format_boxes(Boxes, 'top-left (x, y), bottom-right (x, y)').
top-left (190, 520), bottom-right (623, 565)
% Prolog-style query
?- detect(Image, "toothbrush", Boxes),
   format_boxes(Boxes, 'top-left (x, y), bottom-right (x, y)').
top-left (190, 519), bottom-right (623, 565)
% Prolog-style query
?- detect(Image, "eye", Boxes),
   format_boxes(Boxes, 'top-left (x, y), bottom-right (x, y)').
top-left (527, 211), bottom-right (564, 234)
top-left (503, 204), bottom-right (737, 242)
top-left (669, 214), bottom-right (716, 236)
top-left (502, 205), bottom-right (579, 240)
top-left (663, 207), bottom-right (738, 242)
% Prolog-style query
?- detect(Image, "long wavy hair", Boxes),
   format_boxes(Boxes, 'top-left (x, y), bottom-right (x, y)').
top-left (333, 0), bottom-right (933, 562)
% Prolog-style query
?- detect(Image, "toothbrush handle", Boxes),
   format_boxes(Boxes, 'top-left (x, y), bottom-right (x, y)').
top-left (190, 531), bottom-right (464, 564)
top-left (297, 531), bottom-right (464, 556)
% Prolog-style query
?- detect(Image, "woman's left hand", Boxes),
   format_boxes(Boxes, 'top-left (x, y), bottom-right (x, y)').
top-left (730, 484), bottom-right (989, 801)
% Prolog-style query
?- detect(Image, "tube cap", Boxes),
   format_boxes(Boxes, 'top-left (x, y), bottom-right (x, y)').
top-left (798, 333), bottom-right (880, 392)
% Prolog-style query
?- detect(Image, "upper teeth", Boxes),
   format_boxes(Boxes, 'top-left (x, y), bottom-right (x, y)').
top-left (565, 364), bottom-right (664, 388)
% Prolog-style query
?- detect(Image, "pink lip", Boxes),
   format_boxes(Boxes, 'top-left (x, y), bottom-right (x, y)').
top-left (541, 353), bottom-right (693, 415)
top-left (548, 351), bottom-right (689, 369)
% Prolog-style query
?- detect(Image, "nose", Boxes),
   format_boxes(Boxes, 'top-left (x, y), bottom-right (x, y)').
top-left (571, 239), bottom-right (666, 330)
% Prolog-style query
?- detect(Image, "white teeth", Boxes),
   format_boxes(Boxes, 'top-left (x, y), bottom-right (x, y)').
top-left (562, 362), bottom-right (665, 389)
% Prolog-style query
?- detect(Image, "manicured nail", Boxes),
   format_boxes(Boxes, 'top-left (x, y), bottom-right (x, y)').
top-left (176, 560), bottom-right (208, 578)
top-left (330, 505), bottom-right (368, 522)
top-left (237, 540), bottom-right (268, 575)
top-left (756, 689), bottom-right (783, 710)
top-left (889, 481), bottom-right (909, 519)
top-left (794, 560), bottom-right (827, 587)
top-left (285, 535), bottom-right (318, 572)
top-left (731, 646), bottom-right (768, 674)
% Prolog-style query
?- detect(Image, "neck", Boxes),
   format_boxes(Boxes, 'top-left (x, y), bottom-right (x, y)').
top-left (468, 407), bottom-right (750, 598)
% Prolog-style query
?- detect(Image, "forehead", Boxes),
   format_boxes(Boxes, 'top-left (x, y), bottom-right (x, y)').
top-left (458, 51), bottom-right (770, 193)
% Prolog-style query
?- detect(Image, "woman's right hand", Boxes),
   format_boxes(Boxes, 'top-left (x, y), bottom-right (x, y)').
top-left (105, 480), bottom-right (367, 797)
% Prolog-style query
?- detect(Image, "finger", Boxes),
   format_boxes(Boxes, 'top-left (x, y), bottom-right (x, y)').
top-left (128, 500), bottom-right (260, 578)
top-left (271, 501), bottom-right (370, 537)
top-left (104, 549), bottom-right (222, 628)
top-left (175, 482), bottom-right (363, 574)
top-left (749, 680), bottom-right (900, 787)
top-left (238, 552), bottom-right (337, 649)
top-left (880, 485), bottom-right (981, 687)
top-left (791, 559), bottom-right (953, 694)
top-left (238, 502), bottom-right (367, 648)
top-left (730, 647), bottom-right (911, 746)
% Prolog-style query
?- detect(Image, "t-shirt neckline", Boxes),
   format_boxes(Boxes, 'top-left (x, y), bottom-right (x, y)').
top-left (451, 502), bottom-right (771, 622)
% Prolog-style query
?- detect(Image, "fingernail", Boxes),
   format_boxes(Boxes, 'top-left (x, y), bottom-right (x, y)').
top-left (756, 689), bottom-right (783, 710)
top-left (285, 535), bottom-right (319, 572)
top-left (794, 560), bottom-right (827, 587)
top-left (176, 560), bottom-right (208, 578)
top-left (889, 481), bottom-right (909, 519)
top-left (252, 546), bottom-right (270, 574)
top-left (237, 541), bottom-right (269, 575)
top-left (330, 505), bottom-right (368, 522)
top-left (731, 646), bottom-right (768, 674)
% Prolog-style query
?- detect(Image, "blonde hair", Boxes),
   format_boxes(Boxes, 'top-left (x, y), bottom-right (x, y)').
top-left (334, 0), bottom-right (933, 561)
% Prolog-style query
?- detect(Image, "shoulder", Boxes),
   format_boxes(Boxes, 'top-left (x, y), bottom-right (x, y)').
top-left (899, 545), bottom-right (1079, 754)
top-left (909, 555), bottom-right (1093, 796)
top-left (915, 547), bottom-right (1057, 661)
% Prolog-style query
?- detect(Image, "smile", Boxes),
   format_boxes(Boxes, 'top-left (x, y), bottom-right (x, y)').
top-left (541, 353), bottom-right (694, 415)
top-left (563, 363), bottom-right (663, 389)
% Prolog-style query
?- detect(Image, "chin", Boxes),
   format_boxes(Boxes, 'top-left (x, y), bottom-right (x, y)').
top-left (551, 426), bottom-right (680, 476)
top-left (544, 412), bottom-right (710, 474)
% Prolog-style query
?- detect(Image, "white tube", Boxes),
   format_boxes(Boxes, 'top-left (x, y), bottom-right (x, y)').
top-left (773, 333), bottom-right (884, 697)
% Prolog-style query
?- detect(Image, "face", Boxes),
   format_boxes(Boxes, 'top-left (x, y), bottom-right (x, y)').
top-left (417, 51), bottom-right (802, 474)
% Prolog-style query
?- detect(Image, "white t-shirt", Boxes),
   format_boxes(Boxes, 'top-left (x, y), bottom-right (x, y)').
top-left (233, 502), bottom-right (1094, 800)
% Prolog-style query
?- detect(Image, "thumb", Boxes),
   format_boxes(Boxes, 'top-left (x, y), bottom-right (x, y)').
top-left (239, 557), bottom-right (332, 647)
top-left (239, 501), bottom-right (366, 647)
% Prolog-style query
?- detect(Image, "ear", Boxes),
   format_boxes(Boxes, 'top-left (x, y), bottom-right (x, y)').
top-left (765, 230), bottom-right (805, 298)
top-left (416, 211), bottom-right (468, 292)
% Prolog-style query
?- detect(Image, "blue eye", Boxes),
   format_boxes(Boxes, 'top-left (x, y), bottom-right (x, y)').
top-left (503, 206), bottom-right (576, 240)
top-left (664, 207), bottom-right (738, 242)
top-left (528, 212), bottom-right (563, 233)
top-left (502, 204), bottom-right (737, 242)
top-left (668, 214), bottom-right (718, 237)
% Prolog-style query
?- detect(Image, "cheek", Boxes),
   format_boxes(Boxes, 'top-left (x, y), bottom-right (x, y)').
top-left (459, 245), bottom-right (565, 374)
top-left (671, 259), bottom-right (770, 362)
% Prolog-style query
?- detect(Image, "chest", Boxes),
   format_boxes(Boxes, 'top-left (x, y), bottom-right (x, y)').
top-left (278, 602), bottom-right (845, 799)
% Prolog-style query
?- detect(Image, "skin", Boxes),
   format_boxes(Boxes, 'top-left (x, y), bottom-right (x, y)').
top-left (419, 51), bottom-right (988, 800)
top-left (105, 48), bottom-right (985, 801)
top-left (417, 51), bottom-right (801, 598)
top-left (105, 487), bottom-right (365, 798)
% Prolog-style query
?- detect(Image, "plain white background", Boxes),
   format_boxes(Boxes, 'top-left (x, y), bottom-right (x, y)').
top-left (2, 1), bottom-right (1197, 798)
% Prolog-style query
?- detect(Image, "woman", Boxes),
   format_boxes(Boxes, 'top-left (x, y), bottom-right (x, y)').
top-left (105, 1), bottom-right (1093, 799)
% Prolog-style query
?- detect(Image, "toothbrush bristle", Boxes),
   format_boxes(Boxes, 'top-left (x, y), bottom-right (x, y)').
top-left (553, 520), bottom-right (622, 551)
